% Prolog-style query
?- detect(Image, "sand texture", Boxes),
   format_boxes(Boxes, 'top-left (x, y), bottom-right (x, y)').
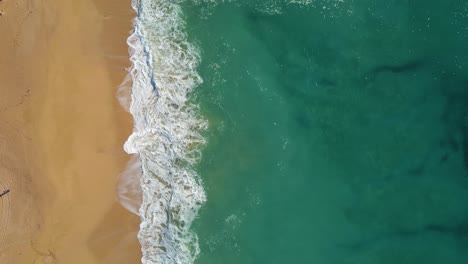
top-left (0, 0), bottom-right (141, 263)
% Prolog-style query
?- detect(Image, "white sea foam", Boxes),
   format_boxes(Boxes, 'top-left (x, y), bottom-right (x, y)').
top-left (123, 0), bottom-right (207, 263)
top-left (117, 155), bottom-right (143, 215)
top-left (117, 74), bottom-right (133, 112)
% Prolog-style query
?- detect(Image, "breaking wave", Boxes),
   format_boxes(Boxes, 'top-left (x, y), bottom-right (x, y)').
top-left (122, 0), bottom-right (207, 263)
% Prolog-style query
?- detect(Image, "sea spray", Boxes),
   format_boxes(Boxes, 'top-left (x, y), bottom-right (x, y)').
top-left (123, 0), bottom-right (207, 263)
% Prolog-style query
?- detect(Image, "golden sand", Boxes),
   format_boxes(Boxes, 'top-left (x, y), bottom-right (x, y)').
top-left (0, 0), bottom-right (141, 263)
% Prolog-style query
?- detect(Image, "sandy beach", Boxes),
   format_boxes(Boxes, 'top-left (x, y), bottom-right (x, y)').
top-left (0, 0), bottom-right (141, 263)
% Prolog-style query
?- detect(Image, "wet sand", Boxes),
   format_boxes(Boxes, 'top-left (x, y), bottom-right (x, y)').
top-left (0, 0), bottom-right (141, 263)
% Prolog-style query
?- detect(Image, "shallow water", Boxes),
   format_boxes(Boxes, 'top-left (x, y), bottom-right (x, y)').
top-left (125, 0), bottom-right (468, 263)
top-left (176, 0), bottom-right (468, 263)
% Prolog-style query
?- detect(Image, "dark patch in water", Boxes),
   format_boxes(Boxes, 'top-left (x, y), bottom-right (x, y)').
top-left (447, 135), bottom-right (459, 152)
top-left (462, 125), bottom-right (468, 171)
top-left (372, 60), bottom-right (425, 75)
top-left (439, 152), bottom-right (450, 164)
top-left (295, 111), bottom-right (312, 129)
top-left (408, 165), bottom-right (425, 176)
top-left (365, 59), bottom-right (426, 81)
top-left (339, 219), bottom-right (468, 252)
top-left (426, 219), bottom-right (468, 237)
top-left (317, 78), bottom-right (336, 87)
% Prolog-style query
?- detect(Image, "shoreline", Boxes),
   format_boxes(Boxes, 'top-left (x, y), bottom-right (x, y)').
top-left (0, 0), bottom-right (141, 263)
top-left (123, 1), bottom-right (208, 262)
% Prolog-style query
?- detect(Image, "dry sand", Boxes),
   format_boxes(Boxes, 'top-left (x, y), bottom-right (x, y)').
top-left (0, 0), bottom-right (141, 263)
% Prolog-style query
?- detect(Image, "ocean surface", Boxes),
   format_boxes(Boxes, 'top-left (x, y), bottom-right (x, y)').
top-left (122, 0), bottom-right (468, 263)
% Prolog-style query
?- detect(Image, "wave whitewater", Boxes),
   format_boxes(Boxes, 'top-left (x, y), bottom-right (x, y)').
top-left (122, 0), bottom-right (207, 263)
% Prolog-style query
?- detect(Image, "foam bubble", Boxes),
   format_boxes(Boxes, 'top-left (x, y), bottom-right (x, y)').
top-left (124, 0), bottom-right (207, 263)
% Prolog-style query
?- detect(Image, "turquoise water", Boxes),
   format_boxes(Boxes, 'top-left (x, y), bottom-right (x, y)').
top-left (177, 1), bottom-right (468, 263)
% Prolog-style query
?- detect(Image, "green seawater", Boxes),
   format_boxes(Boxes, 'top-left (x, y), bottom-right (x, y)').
top-left (181, 1), bottom-right (468, 263)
